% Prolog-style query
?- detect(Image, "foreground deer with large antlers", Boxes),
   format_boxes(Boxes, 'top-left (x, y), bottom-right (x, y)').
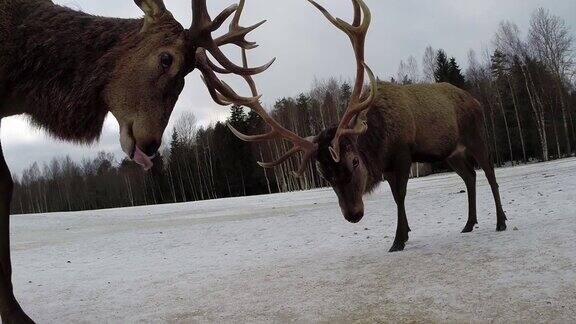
top-left (0, 0), bottom-right (272, 321)
top-left (227, 0), bottom-right (508, 253)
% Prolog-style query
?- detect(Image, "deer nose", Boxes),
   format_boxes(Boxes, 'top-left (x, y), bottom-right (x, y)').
top-left (140, 140), bottom-right (161, 157)
top-left (343, 209), bottom-right (364, 223)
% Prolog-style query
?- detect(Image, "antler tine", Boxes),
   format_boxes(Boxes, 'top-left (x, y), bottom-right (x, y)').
top-left (309, 0), bottom-right (376, 162)
top-left (205, 56), bottom-right (232, 75)
top-left (189, 0), bottom-right (275, 76)
top-left (196, 49), bottom-right (258, 106)
top-left (190, 1), bottom-right (314, 172)
top-left (229, 126), bottom-right (278, 142)
top-left (204, 42), bottom-right (276, 76)
top-left (215, 21), bottom-right (265, 50)
top-left (307, 0), bottom-right (369, 37)
top-left (342, 62), bottom-right (377, 117)
top-left (291, 144), bottom-right (318, 178)
top-left (333, 63), bottom-right (377, 137)
top-left (201, 76), bottom-right (233, 106)
top-left (225, 94), bottom-right (314, 152)
top-left (241, 49), bottom-right (259, 97)
top-left (215, 0), bottom-right (264, 50)
top-left (208, 4), bottom-right (238, 32)
top-left (190, 1), bottom-right (237, 35)
top-left (257, 147), bottom-right (300, 169)
top-left (217, 49), bottom-right (317, 175)
top-left (307, 0), bottom-right (353, 36)
top-left (351, 0), bottom-right (361, 27)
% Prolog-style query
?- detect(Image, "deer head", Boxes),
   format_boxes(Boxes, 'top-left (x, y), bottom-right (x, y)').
top-left (106, 0), bottom-right (274, 170)
top-left (225, 0), bottom-right (377, 223)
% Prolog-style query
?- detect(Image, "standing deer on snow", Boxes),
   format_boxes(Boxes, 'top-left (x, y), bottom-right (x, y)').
top-left (0, 0), bottom-right (273, 322)
top-left (224, 0), bottom-right (508, 253)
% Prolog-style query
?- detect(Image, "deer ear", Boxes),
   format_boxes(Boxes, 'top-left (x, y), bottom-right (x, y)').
top-left (134, 0), bottom-right (167, 30)
top-left (348, 110), bottom-right (369, 135)
top-left (329, 146), bottom-right (341, 163)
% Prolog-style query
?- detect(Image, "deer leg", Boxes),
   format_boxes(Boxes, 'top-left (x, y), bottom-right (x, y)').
top-left (0, 140), bottom-right (34, 324)
top-left (385, 156), bottom-right (412, 253)
top-left (469, 143), bottom-right (507, 232)
top-left (447, 149), bottom-right (477, 233)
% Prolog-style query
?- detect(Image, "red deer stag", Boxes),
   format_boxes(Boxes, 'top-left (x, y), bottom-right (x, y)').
top-left (0, 0), bottom-right (273, 322)
top-left (226, 0), bottom-right (508, 253)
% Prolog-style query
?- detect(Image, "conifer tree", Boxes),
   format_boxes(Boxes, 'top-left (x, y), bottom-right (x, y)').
top-left (447, 57), bottom-right (466, 88)
top-left (434, 50), bottom-right (451, 83)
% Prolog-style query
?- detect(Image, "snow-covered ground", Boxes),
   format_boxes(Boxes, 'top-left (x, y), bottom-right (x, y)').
top-left (11, 158), bottom-right (576, 323)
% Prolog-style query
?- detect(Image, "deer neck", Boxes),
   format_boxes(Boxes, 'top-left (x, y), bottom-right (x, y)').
top-left (2, 1), bottom-right (142, 143)
top-left (357, 112), bottom-right (387, 193)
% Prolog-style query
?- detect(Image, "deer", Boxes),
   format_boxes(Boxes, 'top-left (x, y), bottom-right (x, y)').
top-left (219, 0), bottom-right (508, 255)
top-left (0, 0), bottom-right (274, 322)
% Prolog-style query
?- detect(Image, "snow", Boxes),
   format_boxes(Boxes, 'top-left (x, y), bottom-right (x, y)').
top-left (11, 158), bottom-right (576, 323)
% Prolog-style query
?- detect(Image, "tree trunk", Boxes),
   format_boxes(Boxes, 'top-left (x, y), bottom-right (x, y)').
top-left (522, 65), bottom-right (548, 161)
top-left (495, 85), bottom-right (514, 163)
top-left (551, 111), bottom-right (561, 158)
top-left (556, 77), bottom-right (571, 154)
top-left (259, 147), bottom-right (272, 194)
top-left (239, 168), bottom-right (246, 197)
top-left (167, 167), bottom-right (178, 203)
top-left (193, 147), bottom-right (205, 200)
top-left (507, 77), bottom-right (527, 163)
top-left (124, 176), bottom-right (134, 207)
top-left (183, 158), bottom-right (197, 201)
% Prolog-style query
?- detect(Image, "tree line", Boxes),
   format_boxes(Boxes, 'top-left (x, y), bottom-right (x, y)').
top-left (12, 7), bottom-right (575, 214)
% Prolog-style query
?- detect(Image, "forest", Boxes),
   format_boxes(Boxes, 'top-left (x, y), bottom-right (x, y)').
top-left (11, 8), bottom-right (576, 214)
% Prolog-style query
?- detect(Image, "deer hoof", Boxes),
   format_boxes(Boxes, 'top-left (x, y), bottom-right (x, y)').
top-left (388, 241), bottom-right (405, 252)
top-left (496, 223), bottom-right (507, 232)
top-left (461, 222), bottom-right (477, 233)
top-left (2, 308), bottom-right (35, 324)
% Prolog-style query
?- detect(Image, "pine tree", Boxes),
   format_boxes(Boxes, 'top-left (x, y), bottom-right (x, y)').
top-left (229, 104), bottom-right (246, 129)
top-left (225, 105), bottom-right (253, 196)
top-left (447, 57), bottom-right (466, 88)
top-left (170, 130), bottom-right (181, 157)
top-left (434, 50), bottom-right (451, 83)
top-left (434, 50), bottom-right (466, 88)
top-left (339, 83), bottom-right (351, 104)
top-left (490, 50), bottom-right (508, 78)
top-left (338, 83), bottom-right (351, 118)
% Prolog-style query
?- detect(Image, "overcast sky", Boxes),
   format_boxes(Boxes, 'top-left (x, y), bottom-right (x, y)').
top-left (2, 0), bottom-right (575, 176)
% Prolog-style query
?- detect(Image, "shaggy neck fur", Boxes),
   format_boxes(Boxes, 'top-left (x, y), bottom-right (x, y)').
top-left (1, 0), bottom-right (143, 143)
top-left (357, 107), bottom-right (387, 193)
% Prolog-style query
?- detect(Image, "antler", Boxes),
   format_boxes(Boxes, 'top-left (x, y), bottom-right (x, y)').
top-left (224, 50), bottom-right (318, 178)
top-left (308, 0), bottom-right (378, 162)
top-left (189, 1), bottom-right (317, 178)
top-left (188, 0), bottom-right (275, 76)
top-left (204, 0), bottom-right (377, 178)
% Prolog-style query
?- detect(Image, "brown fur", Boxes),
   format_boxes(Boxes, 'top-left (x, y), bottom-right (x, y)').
top-left (0, 0), bottom-right (188, 145)
top-left (0, 0), bottom-right (193, 321)
top-left (315, 81), bottom-right (507, 252)
top-left (317, 82), bottom-right (481, 190)
top-left (1, 0), bottom-right (271, 319)
top-left (363, 82), bottom-right (484, 186)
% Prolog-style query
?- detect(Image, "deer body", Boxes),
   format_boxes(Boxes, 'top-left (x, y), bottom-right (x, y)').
top-left (230, 0), bottom-right (507, 254)
top-left (314, 81), bottom-right (507, 252)
top-left (0, 0), bottom-right (273, 322)
top-left (357, 82), bottom-right (481, 190)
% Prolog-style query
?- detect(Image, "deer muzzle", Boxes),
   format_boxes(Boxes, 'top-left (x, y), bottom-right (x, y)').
top-left (340, 200), bottom-right (365, 223)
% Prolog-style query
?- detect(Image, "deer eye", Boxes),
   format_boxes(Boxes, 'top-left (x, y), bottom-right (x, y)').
top-left (352, 157), bottom-right (359, 169)
top-left (160, 52), bottom-right (173, 70)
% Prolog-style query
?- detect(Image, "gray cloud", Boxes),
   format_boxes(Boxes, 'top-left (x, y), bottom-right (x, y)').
top-left (3, 0), bottom-right (575, 175)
